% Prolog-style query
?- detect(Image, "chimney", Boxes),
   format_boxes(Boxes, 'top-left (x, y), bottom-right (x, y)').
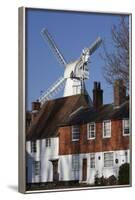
top-left (93, 81), bottom-right (103, 109)
top-left (31, 101), bottom-right (41, 122)
top-left (114, 79), bottom-right (126, 108)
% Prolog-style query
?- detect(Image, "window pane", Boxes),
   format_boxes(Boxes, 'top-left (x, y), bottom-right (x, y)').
top-left (104, 152), bottom-right (113, 167)
top-left (31, 141), bottom-right (36, 153)
top-left (103, 121), bottom-right (111, 137)
top-left (123, 119), bottom-right (129, 135)
top-left (33, 161), bottom-right (41, 176)
top-left (35, 162), bottom-right (40, 176)
top-left (72, 125), bottom-right (80, 140)
top-left (90, 154), bottom-right (95, 168)
top-left (46, 138), bottom-right (51, 147)
top-left (88, 123), bottom-right (95, 139)
top-left (72, 155), bottom-right (79, 171)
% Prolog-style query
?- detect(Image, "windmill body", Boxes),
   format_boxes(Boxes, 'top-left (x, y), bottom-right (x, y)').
top-left (39, 28), bottom-right (102, 105)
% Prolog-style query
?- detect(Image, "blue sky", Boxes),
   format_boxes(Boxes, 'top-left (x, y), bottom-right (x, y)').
top-left (26, 9), bottom-right (128, 110)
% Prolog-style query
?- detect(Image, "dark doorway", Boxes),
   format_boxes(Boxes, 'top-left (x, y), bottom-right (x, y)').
top-left (82, 158), bottom-right (87, 181)
top-left (51, 159), bottom-right (59, 182)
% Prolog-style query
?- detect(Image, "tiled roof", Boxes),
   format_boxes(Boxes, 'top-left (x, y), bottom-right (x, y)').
top-left (61, 100), bottom-right (129, 126)
top-left (26, 94), bottom-right (91, 141)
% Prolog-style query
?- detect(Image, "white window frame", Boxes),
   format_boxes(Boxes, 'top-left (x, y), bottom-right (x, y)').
top-left (72, 125), bottom-right (80, 141)
top-left (87, 122), bottom-right (96, 139)
top-left (104, 152), bottom-right (114, 168)
top-left (31, 141), bottom-right (36, 153)
top-left (90, 153), bottom-right (95, 168)
top-left (103, 120), bottom-right (111, 138)
top-left (33, 161), bottom-right (41, 176)
top-left (123, 119), bottom-right (130, 136)
top-left (72, 154), bottom-right (79, 180)
top-left (46, 138), bottom-right (51, 147)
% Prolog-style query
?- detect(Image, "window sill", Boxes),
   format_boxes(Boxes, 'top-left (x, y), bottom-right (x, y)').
top-left (72, 139), bottom-right (80, 142)
top-left (87, 137), bottom-right (95, 140)
top-left (103, 136), bottom-right (111, 139)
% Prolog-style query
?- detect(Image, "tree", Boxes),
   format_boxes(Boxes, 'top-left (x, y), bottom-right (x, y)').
top-left (101, 16), bottom-right (129, 90)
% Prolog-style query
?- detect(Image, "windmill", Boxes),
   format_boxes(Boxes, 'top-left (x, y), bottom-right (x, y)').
top-left (38, 28), bottom-right (102, 105)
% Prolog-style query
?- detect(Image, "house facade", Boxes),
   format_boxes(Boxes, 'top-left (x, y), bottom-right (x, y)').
top-left (26, 80), bottom-right (130, 185)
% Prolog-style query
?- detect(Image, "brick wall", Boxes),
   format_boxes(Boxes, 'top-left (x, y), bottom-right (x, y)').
top-left (59, 120), bottom-right (129, 155)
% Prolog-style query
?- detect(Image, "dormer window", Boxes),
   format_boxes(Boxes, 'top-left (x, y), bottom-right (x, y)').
top-left (123, 119), bottom-right (129, 136)
top-left (72, 125), bottom-right (80, 141)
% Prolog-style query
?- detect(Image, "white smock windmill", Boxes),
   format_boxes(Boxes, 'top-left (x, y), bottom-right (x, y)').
top-left (38, 28), bottom-right (102, 105)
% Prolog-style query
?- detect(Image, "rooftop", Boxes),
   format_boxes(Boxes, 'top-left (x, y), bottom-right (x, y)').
top-left (26, 93), bottom-right (129, 141)
top-left (26, 94), bottom-right (91, 141)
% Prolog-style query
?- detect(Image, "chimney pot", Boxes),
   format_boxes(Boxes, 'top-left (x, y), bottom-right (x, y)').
top-left (31, 101), bottom-right (41, 122)
top-left (94, 81), bottom-right (97, 89)
top-left (32, 101), bottom-right (41, 111)
top-left (97, 82), bottom-right (101, 90)
top-left (93, 81), bottom-right (103, 109)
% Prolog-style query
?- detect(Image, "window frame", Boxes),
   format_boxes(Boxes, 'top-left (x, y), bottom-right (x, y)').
top-left (72, 154), bottom-right (80, 171)
top-left (34, 161), bottom-right (41, 176)
top-left (104, 152), bottom-right (114, 168)
top-left (31, 141), bottom-right (37, 153)
top-left (123, 119), bottom-right (130, 136)
top-left (103, 120), bottom-right (111, 138)
top-left (72, 125), bottom-right (80, 141)
top-left (87, 122), bottom-right (96, 139)
top-left (46, 138), bottom-right (51, 147)
top-left (90, 153), bottom-right (95, 168)
top-left (72, 154), bottom-right (80, 180)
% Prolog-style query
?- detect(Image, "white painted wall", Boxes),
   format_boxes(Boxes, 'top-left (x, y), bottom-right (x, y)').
top-left (59, 150), bottom-right (130, 184)
top-left (63, 60), bottom-right (82, 96)
top-left (26, 140), bottom-right (41, 183)
top-left (26, 137), bottom-right (130, 184)
top-left (26, 137), bottom-right (59, 183)
top-left (40, 138), bottom-right (59, 182)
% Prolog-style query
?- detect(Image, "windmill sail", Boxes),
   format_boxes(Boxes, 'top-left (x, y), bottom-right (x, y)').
top-left (38, 76), bottom-right (66, 105)
top-left (41, 28), bottom-right (67, 67)
top-left (88, 37), bottom-right (102, 55)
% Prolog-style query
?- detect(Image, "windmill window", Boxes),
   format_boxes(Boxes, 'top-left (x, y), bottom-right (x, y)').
top-left (123, 119), bottom-right (129, 136)
top-left (72, 125), bottom-right (80, 141)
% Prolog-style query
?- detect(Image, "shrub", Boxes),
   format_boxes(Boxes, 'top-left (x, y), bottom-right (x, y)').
top-left (118, 163), bottom-right (130, 185)
top-left (94, 173), bottom-right (117, 186)
top-left (94, 172), bottom-right (107, 186)
top-left (107, 175), bottom-right (117, 185)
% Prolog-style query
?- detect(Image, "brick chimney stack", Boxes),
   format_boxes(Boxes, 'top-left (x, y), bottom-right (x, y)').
top-left (31, 101), bottom-right (41, 122)
top-left (93, 81), bottom-right (103, 109)
top-left (32, 101), bottom-right (41, 111)
top-left (114, 79), bottom-right (126, 108)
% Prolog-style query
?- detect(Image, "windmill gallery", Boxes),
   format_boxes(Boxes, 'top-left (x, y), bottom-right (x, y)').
top-left (26, 28), bottom-right (130, 190)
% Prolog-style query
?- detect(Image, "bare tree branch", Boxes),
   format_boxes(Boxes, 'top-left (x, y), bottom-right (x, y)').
top-left (101, 16), bottom-right (129, 90)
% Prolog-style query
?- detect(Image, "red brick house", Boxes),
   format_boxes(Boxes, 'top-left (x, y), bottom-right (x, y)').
top-left (26, 80), bottom-right (130, 185)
